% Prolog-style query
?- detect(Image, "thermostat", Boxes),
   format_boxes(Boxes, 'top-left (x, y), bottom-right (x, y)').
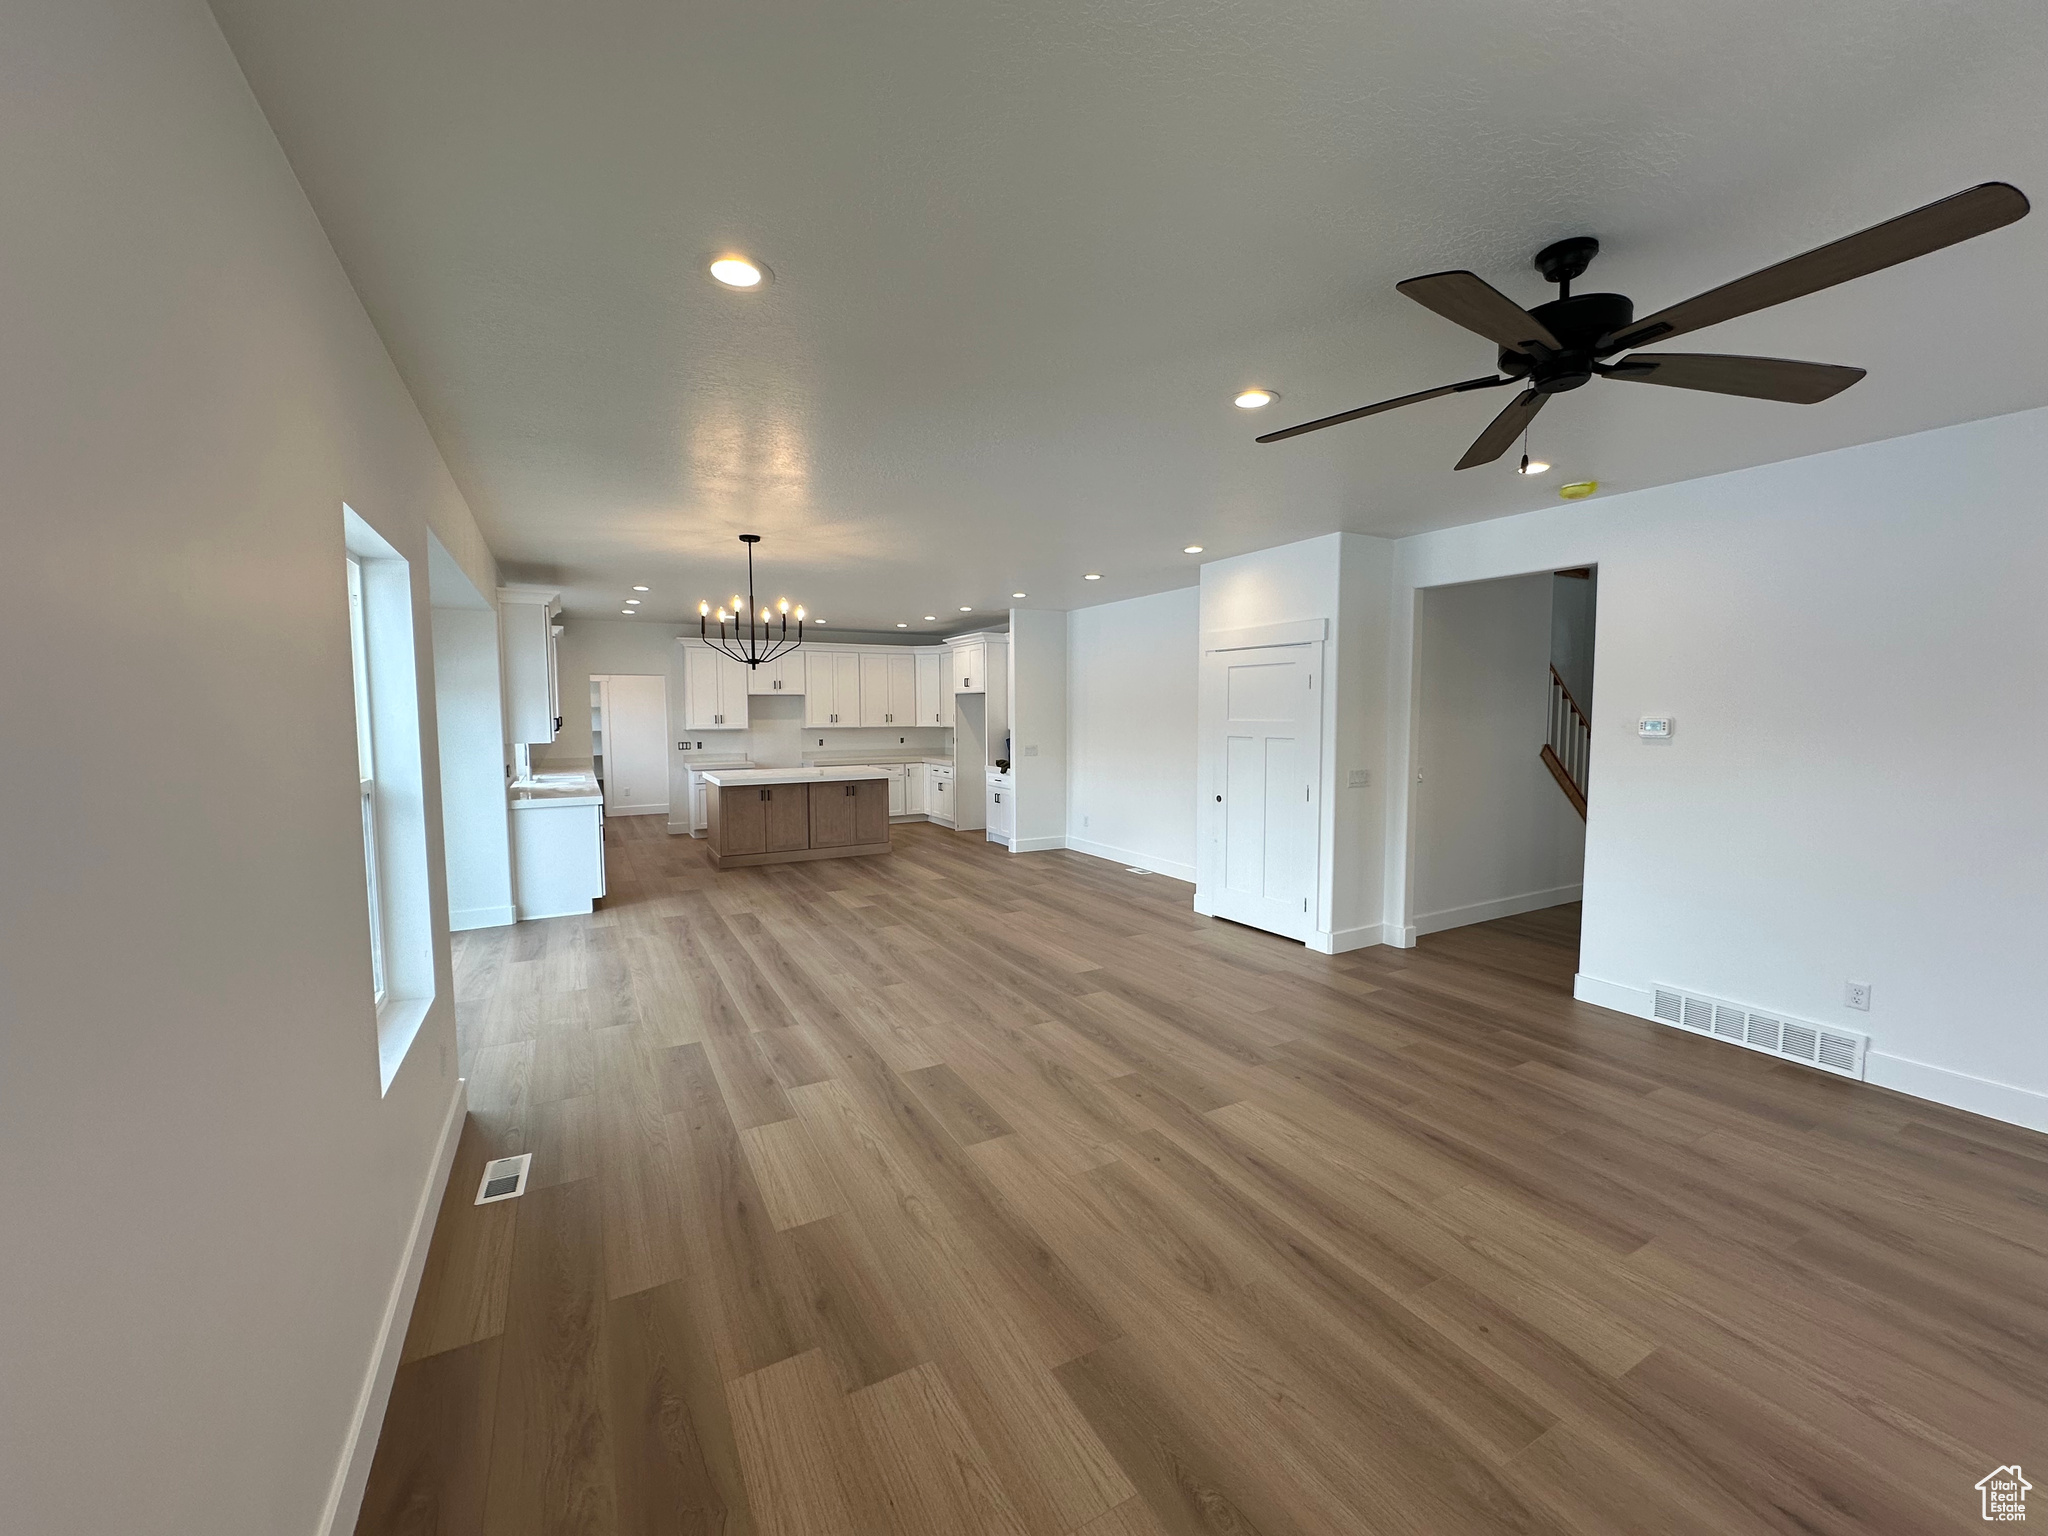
top-left (1638, 716), bottom-right (1674, 740)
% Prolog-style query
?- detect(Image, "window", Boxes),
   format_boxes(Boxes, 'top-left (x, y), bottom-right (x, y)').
top-left (346, 555), bottom-right (388, 1005)
top-left (343, 506), bottom-right (436, 1092)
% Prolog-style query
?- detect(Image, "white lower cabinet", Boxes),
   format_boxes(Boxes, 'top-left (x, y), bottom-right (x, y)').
top-left (511, 800), bottom-right (605, 918)
top-left (905, 762), bottom-right (927, 815)
top-left (926, 763), bottom-right (954, 825)
top-left (986, 769), bottom-right (1014, 845)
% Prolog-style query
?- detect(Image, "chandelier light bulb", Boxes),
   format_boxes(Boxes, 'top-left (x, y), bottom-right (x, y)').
top-left (699, 600), bottom-right (709, 616)
top-left (779, 598), bottom-right (790, 613)
top-left (795, 606), bottom-right (805, 620)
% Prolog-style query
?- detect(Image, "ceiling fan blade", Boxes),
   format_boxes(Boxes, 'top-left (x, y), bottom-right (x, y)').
top-left (1454, 388), bottom-right (1546, 470)
top-left (1601, 182), bottom-right (2029, 353)
top-left (1256, 375), bottom-right (1509, 443)
top-left (1397, 271), bottom-right (1562, 352)
top-left (1603, 352), bottom-right (1865, 403)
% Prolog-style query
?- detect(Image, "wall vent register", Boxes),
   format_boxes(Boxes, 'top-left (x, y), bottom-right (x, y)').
top-left (1651, 986), bottom-right (1867, 1078)
top-left (474, 1153), bottom-right (532, 1205)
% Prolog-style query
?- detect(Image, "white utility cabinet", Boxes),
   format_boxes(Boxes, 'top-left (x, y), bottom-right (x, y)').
top-left (499, 584), bottom-right (563, 744)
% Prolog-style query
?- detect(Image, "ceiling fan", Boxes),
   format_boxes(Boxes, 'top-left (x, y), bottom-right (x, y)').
top-left (1256, 182), bottom-right (2030, 468)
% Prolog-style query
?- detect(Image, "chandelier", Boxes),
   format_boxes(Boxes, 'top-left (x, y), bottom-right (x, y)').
top-left (698, 534), bottom-right (805, 667)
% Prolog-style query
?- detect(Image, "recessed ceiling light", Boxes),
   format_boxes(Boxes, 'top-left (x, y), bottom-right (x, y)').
top-left (1518, 457), bottom-right (1551, 476)
top-left (625, 598), bottom-right (641, 604)
top-left (1234, 388), bottom-right (1277, 410)
top-left (960, 606), bottom-right (972, 612)
top-left (621, 608), bottom-right (635, 615)
top-left (1012, 592), bottom-right (1027, 598)
top-left (1183, 545), bottom-right (1203, 554)
top-left (924, 615), bottom-right (937, 621)
top-left (897, 622), bottom-right (908, 628)
top-left (709, 255), bottom-right (769, 289)
top-left (632, 585), bottom-right (649, 592)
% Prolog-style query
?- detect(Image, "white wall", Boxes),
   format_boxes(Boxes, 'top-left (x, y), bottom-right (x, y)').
top-left (1197, 533), bottom-right (1396, 948)
top-left (1391, 406), bottom-right (2048, 1132)
top-left (1008, 609), bottom-right (1069, 851)
top-left (1412, 574), bottom-right (1586, 934)
top-left (1066, 586), bottom-right (1200, 880)
top-left (0, 0), bottom-right (484, 1530)
top-left (431, 607), bottom-right (516, 929)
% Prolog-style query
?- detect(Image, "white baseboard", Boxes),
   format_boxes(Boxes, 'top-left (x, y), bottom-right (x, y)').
top-left (1412, 884), bottom-right (1581, 937)
top-left (607, 803), bottom-right (668, 818)
top-left (1064, 835), bottom-right (1197, 885)
top-left (1308, 923), bottom-right (1386, 955)
top-left (448, 903), bottom-right (516, 932)
top-left (1573, 973), bottom-right (2048, 1135)
top-left (1865, 1053), bottom-right (2048, 1134)
top-left (318, 1076), bottom-right (467, 1536)
top-left (1572, 972), bottom-right (1650, 1014)
top-left (1009, 834), bottom-right (1066, 853)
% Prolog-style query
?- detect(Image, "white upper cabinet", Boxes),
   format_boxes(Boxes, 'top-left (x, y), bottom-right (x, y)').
top-left (860, 653), bottom-right (917, 726)
top-left (682, 644), bottom-right (749, 729)
top-left (745, 652), bottom-right (802, 695)
top-left (914, 649), bottom-right (956, 726)
top-left (499, 585), bottom-right (562, 744)
top-left (804, 649), bottom-right (863, 726)
top-left (952, 638), bottom-right (989, 694)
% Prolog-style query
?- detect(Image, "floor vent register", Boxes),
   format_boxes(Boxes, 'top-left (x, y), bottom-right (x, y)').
top-left (474, 1153), bottom-right (533, 1205)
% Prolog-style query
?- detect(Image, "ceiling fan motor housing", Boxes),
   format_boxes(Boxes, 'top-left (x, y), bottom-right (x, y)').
top-left (1499, 291), bottom-right (1635, 392)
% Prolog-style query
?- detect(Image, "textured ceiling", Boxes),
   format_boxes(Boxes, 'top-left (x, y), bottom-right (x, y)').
top-left (210, 0), bottom-right (2048, 626)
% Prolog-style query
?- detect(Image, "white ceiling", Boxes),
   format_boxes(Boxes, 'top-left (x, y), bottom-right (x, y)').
top-left (211, 0), bottom-right (2048, 628)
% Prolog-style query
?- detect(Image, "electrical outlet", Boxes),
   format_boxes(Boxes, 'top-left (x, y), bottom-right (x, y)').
top-left (1348, 769), bottom-right (1370, 788)
top-left (677, 741), bottom-right (687, 751)
top-left (1083, 815), bottom-right (1090, 828)
top-left (1845, 981), bottom-right (1872, 1011)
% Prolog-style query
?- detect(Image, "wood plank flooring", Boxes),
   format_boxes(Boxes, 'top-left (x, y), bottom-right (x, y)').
top-left (359, 815), bottom-right (2048, 1535)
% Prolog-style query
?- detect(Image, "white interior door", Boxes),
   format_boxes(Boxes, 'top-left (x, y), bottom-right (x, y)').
top-left (1201, 635), bottom-right (1321, 940)
top-left (599, 674), bottom-right (669, 815)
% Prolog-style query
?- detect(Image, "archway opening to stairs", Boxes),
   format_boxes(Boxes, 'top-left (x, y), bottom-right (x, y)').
top-left (1409, 566), bottom-right (1596, 993)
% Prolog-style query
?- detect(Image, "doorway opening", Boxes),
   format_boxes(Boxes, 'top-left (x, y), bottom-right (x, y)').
top-left (1409, 566), bottom-right (1595, 989)
top-left (590, 673), bottom-right (670, 817)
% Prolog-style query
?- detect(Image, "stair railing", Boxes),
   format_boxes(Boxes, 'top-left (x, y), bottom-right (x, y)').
top-left (1541, 665), bottom-right (1590, 820)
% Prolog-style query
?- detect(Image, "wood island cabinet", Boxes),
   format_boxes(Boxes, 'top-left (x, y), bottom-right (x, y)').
top-left (703, 773), bottom-right (891, 867)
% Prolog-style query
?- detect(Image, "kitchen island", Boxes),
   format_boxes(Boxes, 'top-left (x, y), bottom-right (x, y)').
top-left (700, 767), bottom-right (892, 868)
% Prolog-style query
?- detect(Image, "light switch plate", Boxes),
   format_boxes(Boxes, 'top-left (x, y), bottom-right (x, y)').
top-left (1348, 769), bottom-right (1371, 788)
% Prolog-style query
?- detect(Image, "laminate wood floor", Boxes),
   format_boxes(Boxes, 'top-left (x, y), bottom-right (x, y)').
top-left (360, 816), bottom-right (2048, 1535)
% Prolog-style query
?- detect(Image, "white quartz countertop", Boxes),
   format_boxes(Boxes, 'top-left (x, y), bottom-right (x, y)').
top-left (700, 767), bottom-right (890, 788)
top-left (509, 770), bottom-right (602, 808)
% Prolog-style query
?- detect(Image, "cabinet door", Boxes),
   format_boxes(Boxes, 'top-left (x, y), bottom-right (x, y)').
top-left (762, 784), bottom-right (810, 852)
top-left (906, 765), bottom-right (926, 814)
top-left (830, 653), bottom-right (861, 725)
top-left (886, 654), bottom-right (917, 725)
top-left (712, 784), bottom-right (766, 855)
top-left (809, 781), bottom-right (859, 847)
top-left (938, 651), bottom-right (955, 724)
top-left (746, 656), bottom-right (778, 695)
top-left (854, 779), bottom-right (891, 844)
top-left (858, 654), bottom-right (890, 727)
top-left (716, 656), bottom-right (750, 729)
top-left (887, 769), bottom-right (907, 816)
top-left (803, 652), bottom-right (834, 726)
top-left (929, 772), bottom-right (950, 822)
top-left (915, 651), bottom-right (940, 725)
top-left (683, 647), bottom-right (720, 730)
